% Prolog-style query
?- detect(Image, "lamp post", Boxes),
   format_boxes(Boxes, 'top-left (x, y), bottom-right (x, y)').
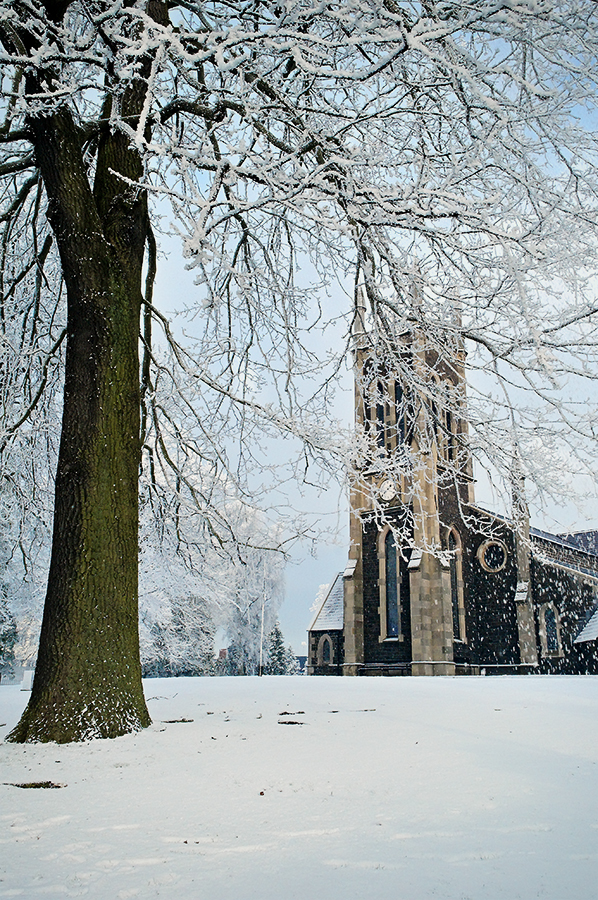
top-left (258, 561), bottom-right (266, 676)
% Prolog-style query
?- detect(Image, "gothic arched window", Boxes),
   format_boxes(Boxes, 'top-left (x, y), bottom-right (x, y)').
top-left (545, 607), bottom-right (558, 653)
top-left (378, 528), bottom-right (402, 640)
top-left (539, 603), bottom-right (562, 658)
top-left (448, 529), bottom-right (466, 643)
top-left (317, 635), bottom-right (333, 666)
top-left (385, 530), bottom-right (400, 638)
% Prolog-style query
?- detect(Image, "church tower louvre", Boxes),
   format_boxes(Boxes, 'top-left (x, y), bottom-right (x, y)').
top-left (343, 283), bottom-right (475, 676)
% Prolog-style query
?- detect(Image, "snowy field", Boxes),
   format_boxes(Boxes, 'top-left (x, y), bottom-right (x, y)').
top-left (1, 675), bottom-right (598, 899)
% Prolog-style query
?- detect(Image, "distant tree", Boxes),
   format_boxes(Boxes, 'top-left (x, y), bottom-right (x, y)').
top-left (0, 439), bottom-right (53, 673)
top-left (141, 596), bottom-right (216, 677)
top-left (138, 486), bottom-right (284, 678)
top-left (265, 623), bottom-right (297, 676)
top-left (225, 554), bottom-right (284, 676)
top-left (0, 599), bottom-right (17, 679)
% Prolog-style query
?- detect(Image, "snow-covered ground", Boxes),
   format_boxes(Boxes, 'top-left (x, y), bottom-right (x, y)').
top-left (1, 675), bottom-right (597, 899)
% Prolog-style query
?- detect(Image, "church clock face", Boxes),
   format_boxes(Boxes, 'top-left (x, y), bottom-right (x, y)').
top-left (379, 480), bottom-right (397, 502)
top-left (477, 539), bottom-right (507, 573)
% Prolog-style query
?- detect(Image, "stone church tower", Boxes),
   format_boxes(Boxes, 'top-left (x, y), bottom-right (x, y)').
top-left (343, 287), bottom-right (477, 676)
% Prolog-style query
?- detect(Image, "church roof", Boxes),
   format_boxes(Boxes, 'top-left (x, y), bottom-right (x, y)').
top-left (574, 605), bottom-right (598, 643)
top-left (556, 531), bottom-right (598, 556)
top-left (309, 572), bottom-right (344, 631)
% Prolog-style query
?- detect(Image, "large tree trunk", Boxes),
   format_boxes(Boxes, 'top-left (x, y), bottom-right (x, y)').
top-left (8, 93), bottom-right (152, 741)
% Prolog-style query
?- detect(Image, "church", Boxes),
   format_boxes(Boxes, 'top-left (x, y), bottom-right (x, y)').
top-left (308, 292), bottom-right (598, 677)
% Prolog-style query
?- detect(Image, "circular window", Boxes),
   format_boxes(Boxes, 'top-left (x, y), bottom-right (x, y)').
top-left (477, 539), bottom-right (507, 573)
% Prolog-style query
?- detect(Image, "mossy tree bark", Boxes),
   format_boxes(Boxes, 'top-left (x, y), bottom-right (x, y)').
top-left (6, 3), bottom-right (169, 740)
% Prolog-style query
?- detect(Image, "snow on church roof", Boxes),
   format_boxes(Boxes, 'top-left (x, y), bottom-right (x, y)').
top-left (574, 605), bottom-right (598, 643)
top-left (309, 572), bottom-right (344, 631)
top-left (556, 531), bottom-right (598, 556)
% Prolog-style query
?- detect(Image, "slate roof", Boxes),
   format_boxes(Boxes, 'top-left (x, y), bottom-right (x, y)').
top-left (309, 572), bottom-right (344, 631)
top-left (556, 531), bottom-right (598, 556)
top-left (574, 605), bottom-right (598, 643)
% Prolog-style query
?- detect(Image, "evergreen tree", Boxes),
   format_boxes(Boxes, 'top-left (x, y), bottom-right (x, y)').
top-left (265, 623), bottom-right (297, 676)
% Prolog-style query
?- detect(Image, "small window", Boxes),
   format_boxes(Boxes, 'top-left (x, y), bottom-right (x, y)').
top-left (317, 635), bottom-right (333, 666)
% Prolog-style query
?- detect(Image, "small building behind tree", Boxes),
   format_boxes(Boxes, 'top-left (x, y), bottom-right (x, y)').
top-left (307, 574), bottom-right (344, 676)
